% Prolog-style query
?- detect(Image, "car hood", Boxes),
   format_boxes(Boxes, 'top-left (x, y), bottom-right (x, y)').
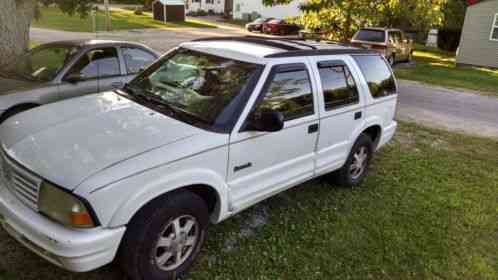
top-left (0, 76), bottom-right (43, 94)
top-left (0, 92), bottom-right (209, 190)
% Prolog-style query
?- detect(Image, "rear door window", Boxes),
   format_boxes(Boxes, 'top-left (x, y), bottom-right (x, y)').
top-left (317, 62), bottom-right (359, 110)
top-left (354, 29), bottom-right (386, 43)
top-left (353, 55), bottom-right (397, 98)
top-left (122, 47), bottom-right (156, 74)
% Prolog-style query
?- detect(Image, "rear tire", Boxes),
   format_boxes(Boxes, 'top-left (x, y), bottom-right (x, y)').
top-left (332, 134), bottom-right (373, 187)
top-left (119, 191), bottom-right (209, 280)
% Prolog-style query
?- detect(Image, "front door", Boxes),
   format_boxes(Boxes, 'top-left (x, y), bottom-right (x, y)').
top-left (59, 47), bottom-right (123, 99)
top-left (228, 62), bottom-right (319, 212)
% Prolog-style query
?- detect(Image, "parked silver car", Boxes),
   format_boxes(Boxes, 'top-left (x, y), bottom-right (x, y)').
top-left (0, 40), bottom-right (159, 123)
top-left (351, 28), bottom-right (413, 65)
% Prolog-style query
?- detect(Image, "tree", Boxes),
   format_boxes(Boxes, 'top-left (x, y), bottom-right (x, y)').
top-left (263, 0), bottom-right (449, 41)
top-left (0, 0), bottom-right (92, 70)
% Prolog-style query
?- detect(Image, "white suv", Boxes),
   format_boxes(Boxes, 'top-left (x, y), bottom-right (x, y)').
top-left (0, 37), bottom-right (397, 280)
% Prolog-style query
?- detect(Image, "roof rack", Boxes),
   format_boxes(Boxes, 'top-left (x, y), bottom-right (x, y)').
top-left (192, 36), bottom-right (302, 51)
top-left (192, 36), bottom-right (378, 58)
top-left (242, 36), bottom-right (318, 50)
top-left (265, 48), bottom-right (378, 58)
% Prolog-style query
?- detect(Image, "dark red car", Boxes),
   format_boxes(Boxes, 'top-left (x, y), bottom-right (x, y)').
top-left (262, 19), bottom-right (301, 36)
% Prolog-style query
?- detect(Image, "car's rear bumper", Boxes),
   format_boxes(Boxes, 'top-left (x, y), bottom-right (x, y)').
top-left (0, 185), bottom-right (125, 272)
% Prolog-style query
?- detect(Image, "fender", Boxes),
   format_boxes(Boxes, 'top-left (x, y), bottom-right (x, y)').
top-left (347, 115), bottom-right (383, 151)
top-left (105, 168), bottom-right (230, 228)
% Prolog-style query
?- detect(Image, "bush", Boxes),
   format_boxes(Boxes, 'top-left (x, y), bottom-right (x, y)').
top-left (187, 10), bottom-right (208, 17)
top-left (437, 28), bottom-right (462, 52)
top-left (134, 7), bottom-right (143, 15)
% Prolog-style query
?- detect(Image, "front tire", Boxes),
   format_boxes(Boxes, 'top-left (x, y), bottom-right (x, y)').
top-left (119, 191), bottom-right (209, 280)
top-left (333, 134), bottom-right (373, 187)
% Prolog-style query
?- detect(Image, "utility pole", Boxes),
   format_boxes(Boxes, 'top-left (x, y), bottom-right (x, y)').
top-left (104, 0), bottom-right (111, 31)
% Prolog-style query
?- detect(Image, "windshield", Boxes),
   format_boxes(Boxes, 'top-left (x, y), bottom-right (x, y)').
top-left (354, 29), bottom-right (386, 43)
top-left (11, 45), bottom-right (80, 82)
top-left (125, 48), bottom-right (261, 132)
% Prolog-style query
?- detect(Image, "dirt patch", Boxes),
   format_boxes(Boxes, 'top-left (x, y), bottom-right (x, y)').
top-left (222, 205), bottom-right (270, 253)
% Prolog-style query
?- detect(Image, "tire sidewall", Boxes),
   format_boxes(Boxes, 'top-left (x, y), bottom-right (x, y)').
top-left (124, 192), bottom-right (209, 280)
top-left (343, 135), bottom-right (373, 186)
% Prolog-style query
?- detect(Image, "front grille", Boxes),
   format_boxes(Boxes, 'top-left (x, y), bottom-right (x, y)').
top-left (0, 151), bottom-right (42, 211)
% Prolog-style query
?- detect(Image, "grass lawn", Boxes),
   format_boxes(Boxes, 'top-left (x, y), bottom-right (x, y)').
top-left (0, 122), bottom-right (497, 279)
top-left (32, 7), bottom-right (217, 32)
top-left (395, 45), bottom-right (498, 95)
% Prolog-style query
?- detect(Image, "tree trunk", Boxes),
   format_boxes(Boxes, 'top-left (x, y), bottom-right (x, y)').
top-left (0, 0), bottom-right (37, 71)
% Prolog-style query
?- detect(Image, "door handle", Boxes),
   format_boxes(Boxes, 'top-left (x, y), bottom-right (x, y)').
top-left (234, 162), bottom-right (252, 172)
top-left (111, 82), bottom-right (124, 89)
top-left (354, 112), bottom-right (362, 120)
top-left (308, 123), bottom-right (319, 134)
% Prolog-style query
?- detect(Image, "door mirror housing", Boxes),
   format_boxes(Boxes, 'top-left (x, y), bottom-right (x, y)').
top-left (247, 109), bottom-right (284, 132)
top-left (64, 73), bottom-right (83, 84)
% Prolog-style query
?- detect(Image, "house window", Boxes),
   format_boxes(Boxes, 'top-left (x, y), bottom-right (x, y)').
top-left (491, 13), bottom-right (498, 41)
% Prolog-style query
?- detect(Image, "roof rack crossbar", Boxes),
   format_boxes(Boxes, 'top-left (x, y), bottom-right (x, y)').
top-left (192, 36), bottom-right (302, 51)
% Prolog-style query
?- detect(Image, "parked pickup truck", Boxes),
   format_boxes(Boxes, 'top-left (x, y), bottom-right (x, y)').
top-left (0, 37), bottom-right (398, 280)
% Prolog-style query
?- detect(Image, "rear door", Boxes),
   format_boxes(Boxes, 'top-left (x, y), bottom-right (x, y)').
top-left (228, 60), bottom-right (319, 212)
top-left (308, 55), bottom-right (366, 176)
top-left (119, 46), bottom-right (158, 83)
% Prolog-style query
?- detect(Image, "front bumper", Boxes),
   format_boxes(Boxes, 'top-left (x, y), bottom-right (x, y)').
top-left (0, 185), bottom-right (126, 272)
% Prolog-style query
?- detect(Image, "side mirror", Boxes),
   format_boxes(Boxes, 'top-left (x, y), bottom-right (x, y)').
top-left (247, 109), bottom-right (284, 132)
top-left (64, 73), bottom-right (83, 84)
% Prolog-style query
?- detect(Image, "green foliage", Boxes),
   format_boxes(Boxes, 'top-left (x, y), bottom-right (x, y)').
top-left (134, 6), bottom-right (144, 15)
top-left (265, 0), bottom-right (452, 41)
top-left (442, 0), bottom-right (467, 29)
top-left (37, 0), bottom-right (94, 18)
top-left (437, 28), bottom-right (462, 51)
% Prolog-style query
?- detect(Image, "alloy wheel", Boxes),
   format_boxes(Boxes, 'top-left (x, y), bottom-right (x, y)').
top-left (153, 215), bottom-right (199, 271)
top-left (350, 146), bottom-right (368, 180)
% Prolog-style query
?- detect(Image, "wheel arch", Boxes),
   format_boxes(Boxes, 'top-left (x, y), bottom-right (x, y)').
top-left (362, 125), bottom-right (382, 149)
top-left (106, 171), bottom-right (229, 228)
top-left (0, 103), bottom-right (40, 123)
top-left (349, 119), bottom-right (384, 152)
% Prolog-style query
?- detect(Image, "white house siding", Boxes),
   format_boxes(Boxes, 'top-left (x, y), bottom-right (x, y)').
top-left (186, 0), bottom-right (225, 14)
top-left (232, 0), bottom-right (302, 20)
top-left (456, 0), bottom-right (498, 68)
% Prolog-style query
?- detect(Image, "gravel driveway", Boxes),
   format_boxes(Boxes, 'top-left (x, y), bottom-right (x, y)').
top-left (30, 27), bottom-right (498, 139)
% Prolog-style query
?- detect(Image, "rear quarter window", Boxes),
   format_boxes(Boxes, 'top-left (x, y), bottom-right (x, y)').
top-left (353, 55), bottom-right (397, 98)
top-left (354, 29), bottom-right (386, 43)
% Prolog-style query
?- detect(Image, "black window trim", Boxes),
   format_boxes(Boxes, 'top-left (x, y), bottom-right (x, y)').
top-left (63, 46), bottom-right (122, 82)
top-left (317, 60), bottom-right (360, 111)
top-left (239, 63), bottom-right (315, 132)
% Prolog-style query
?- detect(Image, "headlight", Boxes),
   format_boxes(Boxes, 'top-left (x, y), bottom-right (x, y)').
top-left (38, 181), bottom-right (96, 228)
